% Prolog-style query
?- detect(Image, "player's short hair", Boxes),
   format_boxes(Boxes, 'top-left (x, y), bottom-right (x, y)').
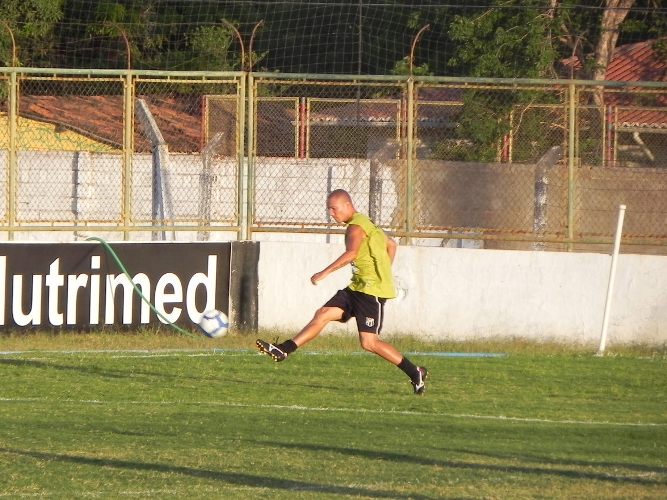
top-left (328, 189), bottom-right (352, 204)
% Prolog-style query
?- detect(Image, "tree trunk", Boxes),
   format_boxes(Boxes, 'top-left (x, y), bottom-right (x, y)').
top-left (592, 0), bottom-right (635, 105)
top-left (593, 0), bottom-right (635, 81)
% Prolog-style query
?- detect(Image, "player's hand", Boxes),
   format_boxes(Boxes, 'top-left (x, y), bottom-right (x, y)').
top-left (310, 272), bottom-right (325, 285)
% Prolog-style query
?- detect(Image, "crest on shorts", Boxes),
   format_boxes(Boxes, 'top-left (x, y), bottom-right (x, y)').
top-left (365, 317), bottom-right (375, 327)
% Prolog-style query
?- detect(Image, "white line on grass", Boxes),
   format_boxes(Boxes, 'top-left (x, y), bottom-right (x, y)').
top-left (0, 397), bottom-right (665, 428)
top-left (0, 348), bottom-right (505, 358)
top-left (0, 348), bottom-right (227, 356)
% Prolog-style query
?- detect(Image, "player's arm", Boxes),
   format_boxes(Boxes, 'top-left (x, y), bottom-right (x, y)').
top-left (386, 234), bottom-right (397, 265)
top-left (310, 224), bottom-right (364, 285)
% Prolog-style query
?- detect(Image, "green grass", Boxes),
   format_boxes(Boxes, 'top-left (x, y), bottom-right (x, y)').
top-left (0, 331), bottom-right (666, 499)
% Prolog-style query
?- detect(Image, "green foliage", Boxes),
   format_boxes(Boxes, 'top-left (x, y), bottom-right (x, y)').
top-left (0, 0), bottom-right (64, 38)
top-left (390, 56), bottom-right (432, 77)
top-left (509, 104), bottom-right (565, 162)
top-left (0, 2), bottom-right (664, 75)
top-left (448, 1), bottom-right (558, 79)
top-left (654, 38), bottom-right (667, 62)
top-left (0, 0), bottom-right (64, 66)
top-left (188, 25), bottom-right (237, 70)
top-left (441, 2), bottom-right (560, 161)
top-left (453, 91), bottom-right (510, 162)
top-left (619, 0), bottom-right (667, 41)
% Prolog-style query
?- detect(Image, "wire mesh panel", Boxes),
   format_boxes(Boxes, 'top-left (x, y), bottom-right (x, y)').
top-left (256, 98), bottom-right (298, 157)
top-left (16, 76), bottom-right (124, 224)
top-left (612, 106), bottom-right (667, 168)
top-left (132, 78), bottom-right (241, 229)
top-left (606, 87), bottom-right (667, 169)
top-left (413, 161), bottom-right (569, 250)
top-left (574, 166), bottom-right (667, 251)
top-left (0, 69), bottom-right (665, 252)
top-left (509, 103), bottom-right (568, 163)
top-left (573, 86), bottom-right (667, 250)
top-left (575, 104), bottom-right (606, 168)
top-left (308, 98), bottom-right (401, 159)
top-left (578, 87), bottom-right (667, 169)
top-left (413, 83), bottom-right (570, 246)
top-left (251, 79), bottom-right (407, 232)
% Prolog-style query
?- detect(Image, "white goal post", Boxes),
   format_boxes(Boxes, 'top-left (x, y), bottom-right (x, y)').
top-left (597, 204), bottom-right (626, 356)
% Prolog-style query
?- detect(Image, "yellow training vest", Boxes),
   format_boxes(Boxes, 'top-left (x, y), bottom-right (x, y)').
top-left (347, 213), bottom-right (396, 299)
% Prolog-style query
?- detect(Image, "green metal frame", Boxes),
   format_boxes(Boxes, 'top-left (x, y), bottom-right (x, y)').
top-left (0, 67), bottom-right (665, 249)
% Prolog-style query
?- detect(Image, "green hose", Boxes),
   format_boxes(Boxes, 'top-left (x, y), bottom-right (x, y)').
top-left (86, 236), bottom-right (198, 337)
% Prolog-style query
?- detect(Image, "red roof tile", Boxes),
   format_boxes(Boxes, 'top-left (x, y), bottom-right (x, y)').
top-left (606, 40), bottom-right (667, 129)
top-left (20, 94), bottom-right (203, 152)
top-left (560, 38), bottom-right (667, 82)
top-left (606, 39), bottom-right (667, 82)
top-left (17, 40), bottom-right (666, 149)
top-left (562, 39), bottom-right (667, 129)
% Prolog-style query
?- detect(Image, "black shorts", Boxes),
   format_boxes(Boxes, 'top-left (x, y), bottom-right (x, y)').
top-left (324, 287), bottom-right (387, 335)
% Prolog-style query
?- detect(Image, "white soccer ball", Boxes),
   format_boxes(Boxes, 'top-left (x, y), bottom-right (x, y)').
top-left (197, 309), bottom-right (229, 338)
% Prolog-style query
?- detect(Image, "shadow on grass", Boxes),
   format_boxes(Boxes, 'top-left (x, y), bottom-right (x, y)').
top-left (0, 357), bottom-right (342, 391)
top-left (0, 357), bottom-right (174, 381)
top-left (260, 441), bottom-right (667, 486)
top-left (440, 446), bottom-right (667, 476)
top-left (0, 447), bottom-right (435, 499)
top-left (0, 357), bottom-right (235, 384)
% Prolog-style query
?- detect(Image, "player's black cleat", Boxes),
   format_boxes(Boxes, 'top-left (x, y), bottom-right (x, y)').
top-left (411, 366), bottom-right (428, 395)
top-left (256, 339), bottom-right (288, 362)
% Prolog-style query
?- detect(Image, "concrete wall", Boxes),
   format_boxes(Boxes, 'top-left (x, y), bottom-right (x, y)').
top-left (258, 241), bottom-right (667, 346)
top-left (2, 151), bottom-right (665, 252)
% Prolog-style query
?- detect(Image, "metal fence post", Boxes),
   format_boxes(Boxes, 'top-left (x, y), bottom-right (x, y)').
top-left (567, 82), bottom-right (576, 250)
top-left (237, 74), bottom-right (247, 241)
top-left (122, 71), bottom-right (135, 241)
top-left (241, 72), bottom-right (253, 241)
top-left (405, 77), bottom-right (415, 244)
top-left (7, 69), bottom-right (18, 241)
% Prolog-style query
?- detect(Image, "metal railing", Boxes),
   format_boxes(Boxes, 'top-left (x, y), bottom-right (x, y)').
top-left (1, 68), bottom-right (666, 253)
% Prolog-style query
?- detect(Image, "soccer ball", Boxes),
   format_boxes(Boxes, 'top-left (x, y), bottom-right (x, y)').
top-left (197, 309), bottom-right (229, 338)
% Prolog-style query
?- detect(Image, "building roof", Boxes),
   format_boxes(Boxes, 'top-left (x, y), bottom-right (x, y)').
top-left (605, 38), bottom-right (667, 82)
top-left (306, 87), bottom-right (463, 127)
top-left (608, 39), bottom-right (667, 130)
top-left (20, 94), bottom-right (203, 152)
top-left (560, 38), bottom-right (667, 81)
top-left (18, 90), bottom-right (460, 153)
top-left (15, 40), bottom-right (666, 151)
top-left (561, 38), bottom-right (667, 130)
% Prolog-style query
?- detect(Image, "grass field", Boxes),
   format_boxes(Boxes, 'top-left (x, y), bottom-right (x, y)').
top-left (0, 331), bottom-right (666, 499)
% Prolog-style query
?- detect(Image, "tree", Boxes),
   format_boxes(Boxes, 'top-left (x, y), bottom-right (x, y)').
top-left (439, 0), bottom-right (665, 162)
top-left (0, 0), bottom-right (64, 67)
top-left (592, 0), bottom-right (635, 108)
top-left (440, 2), bottom-right (563, 161)
top-left (448, 1), bottom-right (560, 79)
top-left (55, 0), bottom-right (259, 70)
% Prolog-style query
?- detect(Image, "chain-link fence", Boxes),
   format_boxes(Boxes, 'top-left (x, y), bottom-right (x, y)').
top-left (250, 75), bottom-right (667, 253)
top-left (0, 69), bottom-right (243, 241)
top-left (1, 69), bottom-right (666, 253)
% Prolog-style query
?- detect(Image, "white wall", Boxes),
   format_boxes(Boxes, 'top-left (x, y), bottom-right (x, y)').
top-left (258, 241), bottom-right (667, 346)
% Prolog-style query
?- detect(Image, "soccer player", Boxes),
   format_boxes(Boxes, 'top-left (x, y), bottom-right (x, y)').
top-left (256, 189), bottom-right (428, 395)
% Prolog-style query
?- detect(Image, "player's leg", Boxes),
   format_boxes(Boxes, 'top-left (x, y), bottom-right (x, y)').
top-left (358, 330), bottom-right (403, 364)
top-left (293, 306), bottom-right (344, 347)
top-left (256, 306), bottom-right (342, 361)
top-left (359, 330), bottom-right (429, 395)
top-left (354, 292), bottom-right (428, 395)
top-left (256, 290), bottom-right (349, 362)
